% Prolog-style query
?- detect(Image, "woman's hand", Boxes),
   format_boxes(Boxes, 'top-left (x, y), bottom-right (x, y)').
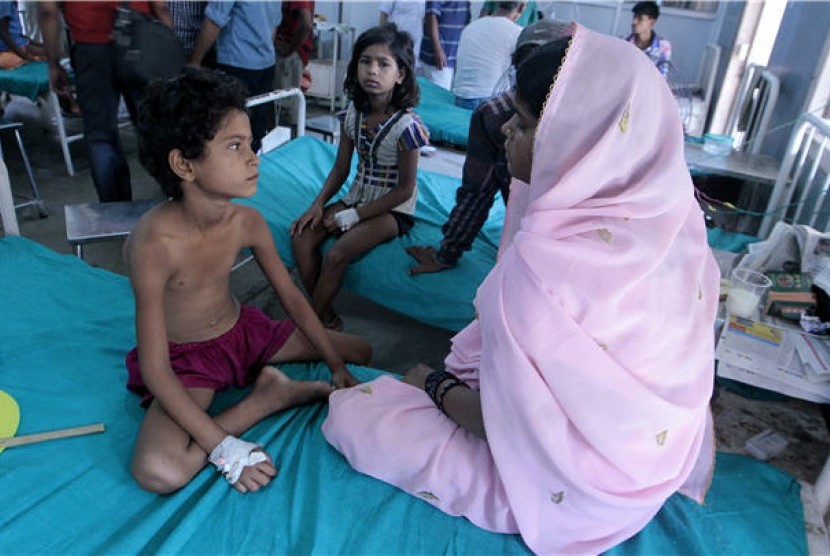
top-left (401, 364), bottom-right (436, 390)
top-left (331, 366), bottom-right (360, 389)
top-left (290, 204), bottom-right (323, 236)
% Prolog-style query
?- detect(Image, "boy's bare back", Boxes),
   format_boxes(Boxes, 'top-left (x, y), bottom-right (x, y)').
top-left (126, 200), bottom-right (259, 344)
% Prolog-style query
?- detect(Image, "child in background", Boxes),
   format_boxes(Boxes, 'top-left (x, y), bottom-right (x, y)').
top-left (291, 24), bottom-right (428, 331)
top-left (125, 67), bottom-right (372, 495)
top-left (0, 1), bottom-right (45, 70)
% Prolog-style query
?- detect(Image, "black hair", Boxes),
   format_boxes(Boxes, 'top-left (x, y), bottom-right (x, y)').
top-left (344, 23), bottom-right (419, 113)
top-left (497, 1), bottom-right (523, 11)
top-left (511, 42), bottom-right (540, 68)
top-left (515, 37), bottom-right (570, 119)
top-left (632, 1), bottom-right (660, 19)
top-left (137, 67), bottom-right (248, 201)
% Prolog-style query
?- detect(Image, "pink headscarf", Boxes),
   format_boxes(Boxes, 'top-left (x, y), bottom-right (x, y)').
top-left (324, 24), bottom-right (719, 554)
top-left (463, 23), bottom-right (719, 551)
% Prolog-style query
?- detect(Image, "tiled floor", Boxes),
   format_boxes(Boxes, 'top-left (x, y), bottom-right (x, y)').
top-left (2, 93), bottom-right (829, 552)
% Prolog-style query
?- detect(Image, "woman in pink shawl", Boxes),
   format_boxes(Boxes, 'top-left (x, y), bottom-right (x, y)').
top-left (323, 24), bottom-right (719, 554)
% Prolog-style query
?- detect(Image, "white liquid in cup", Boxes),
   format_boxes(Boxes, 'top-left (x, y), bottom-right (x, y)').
top-left (727, 288), bottom-right (761, 318)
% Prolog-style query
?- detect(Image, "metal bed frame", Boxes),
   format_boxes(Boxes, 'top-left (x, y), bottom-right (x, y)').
top-left (725, 64), bottom-right (780, 155)
top-left (759, 113), bottom-right (830, 238)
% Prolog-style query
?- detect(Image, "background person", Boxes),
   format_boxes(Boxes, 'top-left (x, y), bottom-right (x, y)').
top-left (168, 0), bottom-right (214, 65)
top-left (418, 0), bottom-right (470, 90)
top-left (451, 1), bottom-right (524, 110)
top-left (407, 19), bottom-right (568, 275)
top-left (378, 0), bottom-right (425, 70)
top-left (38, 1), bottom-right (173, 203)
top-left (0, 0), bottom-right (45, 70)
top-left (625, 0), bottom-right (672, 76)
top-left (189, 1), bottom-right (281, 153)
top-left (274, 1), bottom-right (314, 126)
top-left (480, 0), bottom-right (539, 27)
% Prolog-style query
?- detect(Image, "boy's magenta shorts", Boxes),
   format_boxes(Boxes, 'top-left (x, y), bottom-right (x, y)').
top-left (126, 305), bottom-right (296, 407)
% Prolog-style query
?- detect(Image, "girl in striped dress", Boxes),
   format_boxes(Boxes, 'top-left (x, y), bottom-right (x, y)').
top-left (291, 24), bottom-right (429, 331)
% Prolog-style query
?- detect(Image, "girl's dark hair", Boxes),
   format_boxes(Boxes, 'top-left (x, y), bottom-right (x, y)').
top-left (515, 37), bottom-right (570, 119)
top-left (344, 23), bottom-right (420, 113)
top-left (137, 67), bottom-right (248, 200)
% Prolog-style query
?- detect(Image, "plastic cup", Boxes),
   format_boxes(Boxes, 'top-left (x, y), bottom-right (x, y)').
top-left (727, 268), bottom-right (772, 319)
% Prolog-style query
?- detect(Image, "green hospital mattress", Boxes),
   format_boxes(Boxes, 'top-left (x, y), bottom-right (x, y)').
top-left (0, 236), bottom-right (808, 555)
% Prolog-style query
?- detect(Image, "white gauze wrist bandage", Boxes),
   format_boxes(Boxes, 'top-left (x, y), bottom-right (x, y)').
top-left (334, 208), bottom-right (360, 231)
top-left (208, 435), bottom-right (268, 485)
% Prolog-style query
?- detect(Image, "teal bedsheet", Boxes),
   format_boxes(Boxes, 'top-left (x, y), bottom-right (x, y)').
top-left (0, 61), bottom-right (50, 101)
top-left (0, 236), bottom-right (808, 555)
top-left (415, 77), bottom-right (472, 149)
top-left (240, 136), bottom-right (503, 332)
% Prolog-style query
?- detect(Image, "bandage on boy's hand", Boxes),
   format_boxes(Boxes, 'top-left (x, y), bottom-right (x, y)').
top-left (333, 208), bottom-right (360, 232)
top-left (208, 435), bottom-right (276, 491)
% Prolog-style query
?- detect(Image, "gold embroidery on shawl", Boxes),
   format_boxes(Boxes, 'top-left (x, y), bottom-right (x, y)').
top-left (656, 430), bottom-right (668, 446)
top-left (550, 491), bottom-right (565, 504)
top-left (358, 385), bottom-right (373, 395)
top-left (417, 491), bottom-right (439, 501)
top-left (539, 33), bottom-right (576, 118)
top-left (618, 103), bottom-right (631, 133)
top-left (597, 228), bottom-right (613, 243)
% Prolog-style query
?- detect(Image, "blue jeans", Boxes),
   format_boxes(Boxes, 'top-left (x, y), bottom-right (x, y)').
top-left (454, 96), bottom-right (488, 110)
top-left (72, 42), bottom-right (146, 202)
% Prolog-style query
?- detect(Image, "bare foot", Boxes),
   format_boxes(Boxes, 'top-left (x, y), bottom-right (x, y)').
top-left (321, 312), bottom-right (344, 331)
top-left (245, 366), bottom-right (331, 417)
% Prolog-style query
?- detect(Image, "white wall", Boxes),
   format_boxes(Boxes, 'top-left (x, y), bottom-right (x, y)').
top-left (316, 0), bottom-right (724, 85)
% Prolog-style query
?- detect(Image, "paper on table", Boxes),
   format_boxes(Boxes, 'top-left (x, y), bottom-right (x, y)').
top-left (715, 316), bottom-right (830, 403)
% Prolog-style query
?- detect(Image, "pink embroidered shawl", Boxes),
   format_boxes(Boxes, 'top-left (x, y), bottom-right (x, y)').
top-left (324, 24), bottom-right (719, 554)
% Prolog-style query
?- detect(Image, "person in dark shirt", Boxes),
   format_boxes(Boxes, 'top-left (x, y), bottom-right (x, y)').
top-left (407, 19), bottom-right (569, 275)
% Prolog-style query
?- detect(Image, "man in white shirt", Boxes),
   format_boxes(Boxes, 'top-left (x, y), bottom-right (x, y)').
top-left (378, 0), bottom-right (426, 68)
top-left (451, 1), bottom-right (524, 110)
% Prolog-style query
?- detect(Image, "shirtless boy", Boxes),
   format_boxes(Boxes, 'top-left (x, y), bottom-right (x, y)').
top-left (124, 67), bottom-right (372, 495)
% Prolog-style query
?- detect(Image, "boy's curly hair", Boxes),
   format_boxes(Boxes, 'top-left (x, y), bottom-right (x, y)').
top-left (344, 23), bottom-right (419, 114)
top-left (137, 67), bottom-right (248, 200)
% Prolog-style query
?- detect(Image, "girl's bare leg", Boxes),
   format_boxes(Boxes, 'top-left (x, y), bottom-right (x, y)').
top-left (292, 226), bottom-right (327, 296)
top-left (291, 203), bottom-right (345, 297)
top-left (311, 215), bottom-right (399, 320)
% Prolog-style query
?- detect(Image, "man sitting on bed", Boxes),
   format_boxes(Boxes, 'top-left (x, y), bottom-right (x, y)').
top-left (124, 67), bottom-right (371, 495)
top-left (407, 19), bottom-right (568, 275)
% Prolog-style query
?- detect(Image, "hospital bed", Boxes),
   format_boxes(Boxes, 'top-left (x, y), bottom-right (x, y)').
top-left (241, 135), bottom-right (503, 332)
top-left (0, 60), bottom-right (81, 176)
top-left (0, 232), bottom-right (810, 555)
top-left (415, 77), bottom-right (472, 149)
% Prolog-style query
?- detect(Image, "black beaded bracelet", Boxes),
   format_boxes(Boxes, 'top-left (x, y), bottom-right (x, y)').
top-left (436, 379), bottom-right (470, 415)
top-left (424, 370), bottom-right (457, 406)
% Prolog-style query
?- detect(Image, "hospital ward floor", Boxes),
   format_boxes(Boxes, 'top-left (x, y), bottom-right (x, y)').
top-left (2, 95), bottom-right (829, 552)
